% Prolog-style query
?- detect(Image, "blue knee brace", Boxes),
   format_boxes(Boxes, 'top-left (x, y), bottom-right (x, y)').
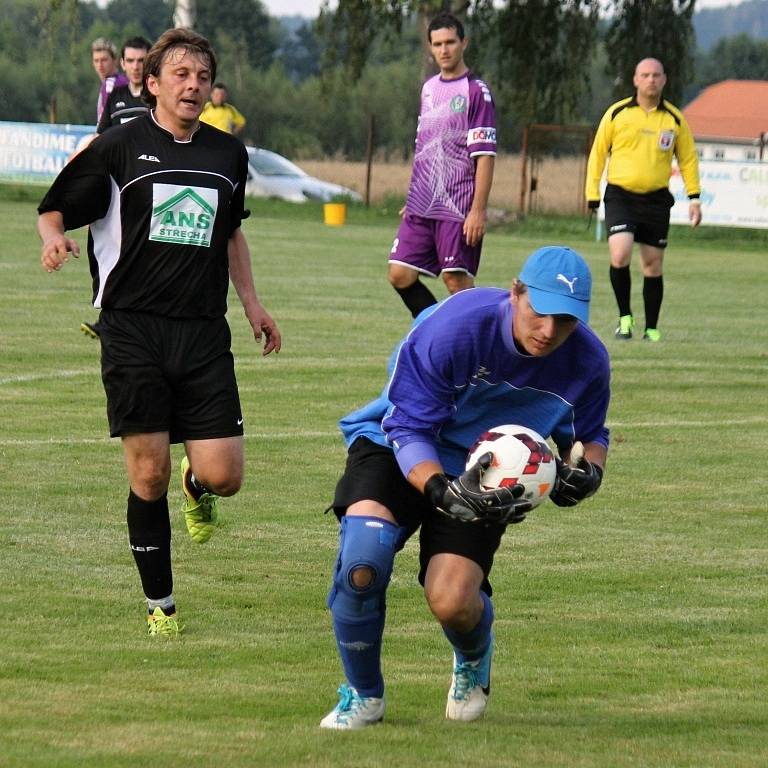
top-left (327, 515), bottom-right (405, 624)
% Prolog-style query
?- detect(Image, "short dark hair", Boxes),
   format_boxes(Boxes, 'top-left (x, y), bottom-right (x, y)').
top-left (427, 12), bottom-right (465, 42)
top-left (212, 83), bottom-right (227, 91)
top-left (122, 36), bottom-right (152, 59)
top-left (142, 28), bottom-right (217, 108)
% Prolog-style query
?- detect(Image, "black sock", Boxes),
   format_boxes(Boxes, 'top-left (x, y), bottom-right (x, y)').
top-left (643, 275), bottom-right (664, 330)
top-left (609, 266), bottom-right (632, 317)
top-left (127, 490), bottom-right (172, 601)
top-left (395, 280), bottom-right (437, 319)
top-left (610, 265), bottom-right (632, 317)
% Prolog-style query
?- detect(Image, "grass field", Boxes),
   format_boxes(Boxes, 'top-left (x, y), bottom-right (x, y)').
top-left (1, 191), bottom-right (767, 767)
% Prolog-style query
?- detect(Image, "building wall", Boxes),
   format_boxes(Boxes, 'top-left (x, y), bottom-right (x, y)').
top-left (696, 141), bottom-right (765, 163)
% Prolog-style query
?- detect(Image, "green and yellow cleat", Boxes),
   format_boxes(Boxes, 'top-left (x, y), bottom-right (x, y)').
top-left (80, 321), bottom-right (100, 339)
top-left (615, 314), bottom-right (634, 340)
top-left (147, 606), bottom-right (182, 637)
top-left (180, 455), bottom-right (219, 544)
top-left (643, 328), bottom-right (661, 342)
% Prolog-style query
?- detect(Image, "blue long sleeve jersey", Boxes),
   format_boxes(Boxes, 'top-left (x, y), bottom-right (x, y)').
top-left (339, 288), bottom-right (610, 479)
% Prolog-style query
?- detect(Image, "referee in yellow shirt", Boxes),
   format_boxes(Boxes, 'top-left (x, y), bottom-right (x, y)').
top-left (586, 58), bottom-right (701, 342)
top-left (200, 83), bottom-right (246, 135)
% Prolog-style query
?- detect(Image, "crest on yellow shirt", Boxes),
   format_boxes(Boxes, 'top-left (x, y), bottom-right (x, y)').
top-left (658, 130), bottom-right (675, 151)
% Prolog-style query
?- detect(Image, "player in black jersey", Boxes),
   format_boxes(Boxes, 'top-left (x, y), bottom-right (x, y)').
top-left (97, 36), bottom-right (152, 133)
top-left (81, 37), bottom-right (153, 340)
top-left (37, 28), bottom-right (281, 637)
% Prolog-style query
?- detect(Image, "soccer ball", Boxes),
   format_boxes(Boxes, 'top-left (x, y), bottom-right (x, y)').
top-left (466, 425), bottom-right (557, 509)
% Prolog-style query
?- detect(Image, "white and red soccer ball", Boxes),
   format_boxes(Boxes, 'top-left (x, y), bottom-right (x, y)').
top-left (466, 424), bottom-right (556, 509)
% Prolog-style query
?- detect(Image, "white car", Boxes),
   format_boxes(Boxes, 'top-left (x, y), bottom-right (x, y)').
top-left (245, 146), bottom-right (362, 203)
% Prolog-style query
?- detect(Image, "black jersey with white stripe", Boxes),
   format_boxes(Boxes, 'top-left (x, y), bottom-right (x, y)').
top-left (38, 112), bottom-right (248, 318)
top-left (96, 85), bottom-right (149, 133)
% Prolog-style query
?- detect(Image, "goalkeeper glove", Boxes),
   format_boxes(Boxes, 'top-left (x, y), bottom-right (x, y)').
top-left (550, 454), bottom-right (603, 507)
top-left (424, 452), bottom-right (532, 525)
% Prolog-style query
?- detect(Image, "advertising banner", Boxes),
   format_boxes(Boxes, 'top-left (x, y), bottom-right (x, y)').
top-left (0, 121), bottom-right (96, 185)
top-left (668, 161), bottom-right (768, 229)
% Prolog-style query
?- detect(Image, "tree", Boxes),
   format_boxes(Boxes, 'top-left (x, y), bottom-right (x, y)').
top-left (490, 0), bottom-right (599, 126)
top-left (604, 0), bottom-right (696, 105)
top-left (695, 34), bottom-right (768, 87)
top-left (195, 0), bottom-right (276, 71)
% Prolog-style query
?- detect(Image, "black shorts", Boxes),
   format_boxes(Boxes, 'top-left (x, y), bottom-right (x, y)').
top-left (99, 310), bottom-right (243, 443)
top-left (604, 184), bottom-right (675, 248)
top-left (330, 437), bottom-right (506, 595)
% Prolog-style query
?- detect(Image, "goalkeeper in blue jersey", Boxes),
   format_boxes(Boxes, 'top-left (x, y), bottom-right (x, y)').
top-left (320, 245), bottom-right (610, 730)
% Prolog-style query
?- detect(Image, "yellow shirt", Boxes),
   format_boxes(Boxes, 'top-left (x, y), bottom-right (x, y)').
top-left (585, 97), bottom-right (700, 201)
top-left (199, 102), bottom-right (246, 134)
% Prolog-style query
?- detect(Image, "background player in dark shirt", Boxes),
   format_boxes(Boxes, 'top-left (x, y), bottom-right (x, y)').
top-left (82, 37), bottom-right (152, 339)
top-left (37, 28), bottom-right (281, 637)
top-left (97, 36), bottom-right (152, 133)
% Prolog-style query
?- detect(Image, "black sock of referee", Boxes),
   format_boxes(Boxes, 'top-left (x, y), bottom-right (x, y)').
top-left (127, 489), bottom-right (173, 612)
top-left (395, 280), bottom-right (437, 319)
top-left (643, 275), bottom-right (664, 330)
top-left (609, 265), bottom-right (632, 317)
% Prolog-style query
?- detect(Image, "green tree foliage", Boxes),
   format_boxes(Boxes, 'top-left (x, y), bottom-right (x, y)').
top-left (195, 0), bottom-right (276, 72)
top-left (604, 0), bottom-right (696, 105)
top-left (317, 0), bottom-right (412, 81)
top-left (489, 0), bottom-right (599, 126)
top-left (3, 0), bottom-right (710, 156)
top-left (694, 33), bottom-right (768, 87)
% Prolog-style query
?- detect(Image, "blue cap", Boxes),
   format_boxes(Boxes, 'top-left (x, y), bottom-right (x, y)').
top-left (518, 246), bottom-right (592, 322)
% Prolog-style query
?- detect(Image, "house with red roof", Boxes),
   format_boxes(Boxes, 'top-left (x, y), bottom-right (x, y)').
top-left (683, 80), bottom-right (768, 162)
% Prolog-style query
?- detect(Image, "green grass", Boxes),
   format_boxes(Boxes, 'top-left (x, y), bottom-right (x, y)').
top-left (1, 194), bottom-right (766, 767)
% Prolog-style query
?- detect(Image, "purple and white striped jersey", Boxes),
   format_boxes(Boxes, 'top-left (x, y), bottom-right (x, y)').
top-left (405, 71), bottom-right (496, 222)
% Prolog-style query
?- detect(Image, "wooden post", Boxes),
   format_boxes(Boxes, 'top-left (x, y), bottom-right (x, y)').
top-left (518, 125), bottom-right (529, 214)
top-left (365, 113), bottom-right (375, 208)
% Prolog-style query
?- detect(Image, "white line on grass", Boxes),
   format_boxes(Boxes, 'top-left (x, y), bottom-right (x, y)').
top-left (0, 370), bottom-right (93, 385)
top-left (2, 417), bottom-right (767, 447)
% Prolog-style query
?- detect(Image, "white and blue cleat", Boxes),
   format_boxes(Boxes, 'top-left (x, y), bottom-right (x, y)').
top-left (445, 635), bottom-right (493, 722)
top-left (320, 683), bottom-right (385, 730)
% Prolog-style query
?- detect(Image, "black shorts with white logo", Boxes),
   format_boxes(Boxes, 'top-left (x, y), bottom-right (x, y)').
top-left (99, 310), bottom-right (243, 443)
top-left (604, 184), bottom-right (675, 248)
top-left (330, 437), bottom-right (506, 595)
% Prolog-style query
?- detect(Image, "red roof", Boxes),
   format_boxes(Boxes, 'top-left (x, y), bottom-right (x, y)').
top-left (683, 80), bottom-right (768, 141)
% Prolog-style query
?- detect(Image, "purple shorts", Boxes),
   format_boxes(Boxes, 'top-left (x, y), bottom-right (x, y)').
top-left (388, 213), bottom-right (482, 278)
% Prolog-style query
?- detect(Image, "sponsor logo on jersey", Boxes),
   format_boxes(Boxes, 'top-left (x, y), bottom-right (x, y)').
top-left (149, 184), bottom-right (218, 247)
top-left (467, 126), bottom-right (497, 145)
top-left (138, 154), bottom-right (160, 162)
top-left (450, 95), bottom-right (467, 113)
top-left (116, 101), bottom-right (126, 109)
top-left (658, 129), bottom-right (675, 151)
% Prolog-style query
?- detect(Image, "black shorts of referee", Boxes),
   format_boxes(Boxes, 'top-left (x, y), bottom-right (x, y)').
top-left (604, 183), bottom-right (676, 248)
top-left (99, 309), bottom-right (243, 443)
top-left (329, 436), bottom-right (508, 596)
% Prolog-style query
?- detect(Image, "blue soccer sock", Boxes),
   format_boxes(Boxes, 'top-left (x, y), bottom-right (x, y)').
top-left (442, 590), bottom-right (494, 664)
top-left (332, 611), bottom-right (386, 699)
